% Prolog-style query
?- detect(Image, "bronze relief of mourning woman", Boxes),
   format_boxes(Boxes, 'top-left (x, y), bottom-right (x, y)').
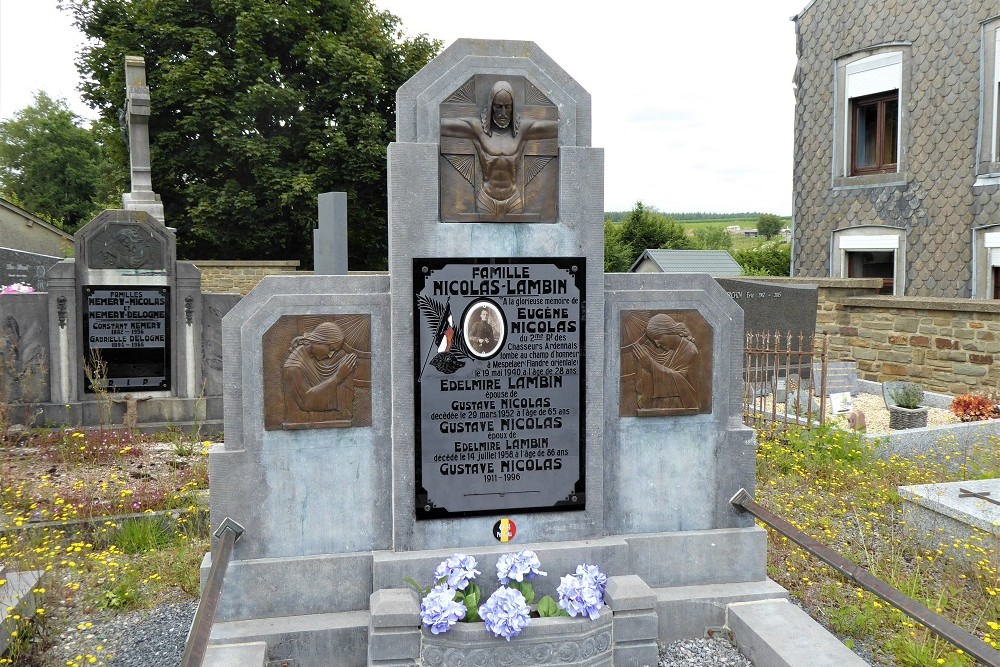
top-left (620, 310), bottom-right (713, 417)
top-left (263, 316), bottom-right (372, 430)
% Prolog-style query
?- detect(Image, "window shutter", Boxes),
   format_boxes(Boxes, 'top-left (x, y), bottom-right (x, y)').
top-left (846, 52), bottom-right (902, 99)
top-left (840, 234), bottom-right (899, 250)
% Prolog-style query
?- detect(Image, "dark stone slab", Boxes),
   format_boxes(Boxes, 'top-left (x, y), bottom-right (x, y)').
top-left (715, 278), bottom-right (818, 341)
top-left (0, 247), bottom-right (61, 292)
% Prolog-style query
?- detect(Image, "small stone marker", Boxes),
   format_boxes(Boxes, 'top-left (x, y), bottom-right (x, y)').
top-left (313, 192), bottom-right (348, 275)
top-left (815, 360), bottom-right (859, 396)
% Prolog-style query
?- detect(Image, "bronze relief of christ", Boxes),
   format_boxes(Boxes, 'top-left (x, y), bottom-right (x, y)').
top-left (439, 76), bottom-right (559, 222)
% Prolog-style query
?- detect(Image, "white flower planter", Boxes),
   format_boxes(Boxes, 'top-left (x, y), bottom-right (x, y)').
top-left (420, 606), bottom-right (613, 666)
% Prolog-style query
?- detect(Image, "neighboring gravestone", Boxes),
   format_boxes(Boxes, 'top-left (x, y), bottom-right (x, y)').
top-left (120, 56), bottom-right (165, 223)
top-left (75, 210), bottom-right (177, 391)
top-left (2, 56), bottom-right (221, 431)
top-left (313, 192), bottom-right (348, 275)
top-left (200, 293), bottom-right (239, 397)
top-left (715, 278), bottom-right (818, 339)
top-left (0, 247), bottom-right (61, 292)
top-left (204, 40), bottom-right (768, 666)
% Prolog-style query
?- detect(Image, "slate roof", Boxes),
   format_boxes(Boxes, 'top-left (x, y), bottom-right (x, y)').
top-left (629, 249), bottom-right (743, 276)
top-left (791, 0), bottom-right (997, 298)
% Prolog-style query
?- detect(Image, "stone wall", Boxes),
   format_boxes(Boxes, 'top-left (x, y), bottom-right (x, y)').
top-left (192, 260), bottom-right (304, 295)
top-left (764, 278), bottom-right (1000, 395)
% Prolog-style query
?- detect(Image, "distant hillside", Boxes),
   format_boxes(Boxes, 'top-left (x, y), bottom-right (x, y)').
top-left (605, 211), bottom-right (782, 222)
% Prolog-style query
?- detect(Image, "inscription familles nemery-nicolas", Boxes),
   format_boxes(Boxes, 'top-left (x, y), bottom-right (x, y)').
top-left (414, 258), bottom-right (585, 519)
top-left (86, 289), bottom-right (167, 348)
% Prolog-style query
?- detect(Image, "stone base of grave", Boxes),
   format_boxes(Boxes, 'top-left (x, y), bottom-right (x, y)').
top-left (898, 479), bottom-right (1000, 562)
top-left (202, 641), bottom-right (267, 667)
top-left (0, 564), bottom-right (44, 656)
top-left (728, 599), bottom-right (869, 666)
top-left (199, 527), bottom-right (801, 667)
top-left (24, 396), bottom-right (223, 434)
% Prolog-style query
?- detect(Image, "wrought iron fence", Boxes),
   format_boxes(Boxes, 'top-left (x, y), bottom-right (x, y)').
top-left (743, 330), bottom-right (830, 431)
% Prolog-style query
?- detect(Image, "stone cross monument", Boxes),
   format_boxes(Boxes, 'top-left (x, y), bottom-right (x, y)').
top-left (120, 56), bottom-right (165, 224)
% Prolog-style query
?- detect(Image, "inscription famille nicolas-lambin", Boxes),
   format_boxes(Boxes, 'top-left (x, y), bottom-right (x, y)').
top-left (414, 259), bottom-right (584, 519)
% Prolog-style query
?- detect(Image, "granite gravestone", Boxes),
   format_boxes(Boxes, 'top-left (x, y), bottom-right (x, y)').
top-left (715, 278), bottom-right (818, 339)
top-left (0, 247), bottom-right (61, 292)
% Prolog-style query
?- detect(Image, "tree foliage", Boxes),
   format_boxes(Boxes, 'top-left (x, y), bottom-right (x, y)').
top-left (690, 225), bottom-right (733, 251)
top-left (66, 0), bottom-right (440, 268)
top-left (731, 240), bottom-right (791, 276)
top-left (603, 220), bottom-right (632, 272)
top-left (602, 201), bottom-right (691, 271)
top-left (0, 92), bottom-right (103, 230)
top-left (756, 213), bottom-right (784, 240)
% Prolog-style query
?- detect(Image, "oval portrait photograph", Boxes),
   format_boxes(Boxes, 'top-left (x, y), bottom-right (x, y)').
top-left (463, 300), bottom-right (505, 359)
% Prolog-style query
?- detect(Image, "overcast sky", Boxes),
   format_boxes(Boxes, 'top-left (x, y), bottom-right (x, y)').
top-left (0, 0), bottom-right (807, 215)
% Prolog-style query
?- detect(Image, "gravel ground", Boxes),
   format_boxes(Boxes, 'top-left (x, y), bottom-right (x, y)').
top-left (43, 599), bottom-right (757, 666)
top-left (759, 391), bottom-right (958, 433)
top-left (42, 595), bottom-right (197, 667)
top-left (41, 598), bottom-right (889, 666)
top-left (659, 638), bottom-right (754, 665)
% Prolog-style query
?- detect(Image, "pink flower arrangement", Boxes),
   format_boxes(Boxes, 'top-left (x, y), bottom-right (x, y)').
top-left (1, 282), bottom-right (35, 294)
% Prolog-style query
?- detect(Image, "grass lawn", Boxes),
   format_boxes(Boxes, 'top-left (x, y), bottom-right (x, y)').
top-left (756, 422), bottom-right (1000, 666)
top-left (1, 418), bottom-right (996, 666)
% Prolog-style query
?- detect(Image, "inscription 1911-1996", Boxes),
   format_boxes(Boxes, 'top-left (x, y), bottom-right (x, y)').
top-left (413, 258), bottom-right (585, 519)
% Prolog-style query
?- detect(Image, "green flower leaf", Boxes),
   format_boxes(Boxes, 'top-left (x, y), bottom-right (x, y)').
top-left (460, 582), bottom-right (481, 622)
top-left (512, 581), bottom-right (535, 605)
top-left (537, 595), bottom-right (567, 617)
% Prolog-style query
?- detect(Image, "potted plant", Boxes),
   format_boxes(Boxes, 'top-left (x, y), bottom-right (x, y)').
top-left (883, 381), bottom-right (928, 429)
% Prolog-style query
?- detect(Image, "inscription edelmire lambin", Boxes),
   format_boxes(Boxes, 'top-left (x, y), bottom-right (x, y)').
top-left (413, 258), bottom-right (585, 518)
top-left (262, 315), bottom-right (372, 430)
top-left (439, 76), bottom-right (559, 223)
top-left (620, 310), bottom-right (713, 417)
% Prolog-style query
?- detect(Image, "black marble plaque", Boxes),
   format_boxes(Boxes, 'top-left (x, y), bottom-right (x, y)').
top-left (413, 257), bottom-right (585, 519)
top-left (83, 286), bottom-right (170, 391)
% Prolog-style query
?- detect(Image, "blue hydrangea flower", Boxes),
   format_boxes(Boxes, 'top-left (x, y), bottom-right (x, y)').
top-left (433, 553), bottom-right (480, 591)
top-left (479, 586), bottom-right (531, 640)
top-left (496, 550), bottom-right (547, 584)
top-left (575, 563), bottom-right (607, 593)
top-left (556, 563), bottom-right (607, 620)
top-left (420, 587), bottom-right (466, 634)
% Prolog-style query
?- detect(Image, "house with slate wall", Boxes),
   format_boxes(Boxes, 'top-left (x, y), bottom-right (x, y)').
top-left (792, 0), bottom-right (1000, 298)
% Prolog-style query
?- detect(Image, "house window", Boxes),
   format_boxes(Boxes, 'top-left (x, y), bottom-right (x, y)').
top-left (977, 22), bottom-right (1000, 178)
top-left (835, 229), bottom-right (903, 295)
top-left (851, 92), bottom-right (898, 175)
top-left (835, 49), bottom-right (905, 184)
top-left (846, 250), bottom-right (895, 294)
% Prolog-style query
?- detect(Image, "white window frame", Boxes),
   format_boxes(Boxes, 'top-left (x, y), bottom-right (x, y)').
top-left (833, 45), bottom-right (910, 189)
top-left (976, 19), bottom-right (1000, 182)
top-left (844, 53), bottom-right (902, 177)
